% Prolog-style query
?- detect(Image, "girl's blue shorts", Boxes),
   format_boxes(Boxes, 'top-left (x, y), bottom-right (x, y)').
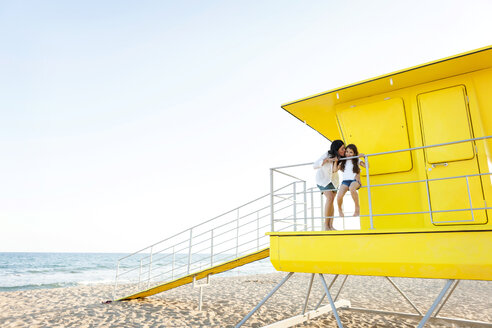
top-left (341, 179), bottom-right (361, 189)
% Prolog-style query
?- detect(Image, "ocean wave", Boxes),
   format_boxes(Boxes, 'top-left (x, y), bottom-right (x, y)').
top-left (6, 265), bottom-right (116, 275)
top-left (0, 282), bottom-right (78, 292)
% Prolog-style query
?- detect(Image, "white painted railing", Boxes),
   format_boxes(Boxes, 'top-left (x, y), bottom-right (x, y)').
top-left (112, 184), bottom-right (297, 300)
top-left (270, 136), bottom-right (492, 231)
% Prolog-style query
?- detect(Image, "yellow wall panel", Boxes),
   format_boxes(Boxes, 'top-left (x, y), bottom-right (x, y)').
top-left (418, 86), bottom-right (474, 163)
top-left (337, 98), bottom-right (412, 175)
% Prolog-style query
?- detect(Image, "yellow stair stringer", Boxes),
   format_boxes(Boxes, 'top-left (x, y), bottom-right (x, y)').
top-left (117, 247), bottom-right (270, 301)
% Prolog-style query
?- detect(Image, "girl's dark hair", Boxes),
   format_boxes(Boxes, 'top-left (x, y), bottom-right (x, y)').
top-left (328, 140), bottom-right (345, 158)
top-left (339, 144), bottom-right (360, 174)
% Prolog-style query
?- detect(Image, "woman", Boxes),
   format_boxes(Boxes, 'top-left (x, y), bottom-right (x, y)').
top-left (313, 140), bottom-right (345, 230)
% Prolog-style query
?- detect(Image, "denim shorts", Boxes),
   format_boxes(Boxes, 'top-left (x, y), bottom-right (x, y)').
top-left (341, 179), bottom-right (361, 189)
top-left (317, 183), bottom-right (336, 192)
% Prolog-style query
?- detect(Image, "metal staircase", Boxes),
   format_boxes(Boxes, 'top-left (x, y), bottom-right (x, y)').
top-left (111, 181), bottom-right (320, 301)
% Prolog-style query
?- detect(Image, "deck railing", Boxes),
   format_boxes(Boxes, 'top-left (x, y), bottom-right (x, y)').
top-left (270, 136), bottom-right (492, 231)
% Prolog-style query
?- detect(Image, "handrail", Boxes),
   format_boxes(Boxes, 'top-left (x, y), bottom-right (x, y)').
top-left (278, 206), bottom-right (491, 221)
top-left (117, 196), bottom-right (289, 266)
top-left (274, 172), bottom-right (491, 195)
top-left (271, 135), bottom-right (491, 170)
top-left (117, 183), bottom-right (292, 262)
top-left (270, 135), bottom-right (491, 232)
top-left (271, 168), bottom-right (305, 181)
top-left (113, 180), bottom-right (278, 300)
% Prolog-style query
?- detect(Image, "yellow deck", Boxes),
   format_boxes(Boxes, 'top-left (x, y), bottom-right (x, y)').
top-left (268, 230), bottom-right (492, 280)
top-left (117, 248), bottom-right (269, 301)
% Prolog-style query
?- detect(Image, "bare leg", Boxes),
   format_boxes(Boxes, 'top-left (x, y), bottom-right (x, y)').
top-left (337, 185), bottom-right (349, 218)
top-left (324, 191), bottom-right (336, 230)
top-left (349, 181), bottom-right (361, 216)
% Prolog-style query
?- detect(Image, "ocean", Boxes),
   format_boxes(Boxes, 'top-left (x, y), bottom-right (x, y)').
top-left (0, 252), bottom-right (276, 292)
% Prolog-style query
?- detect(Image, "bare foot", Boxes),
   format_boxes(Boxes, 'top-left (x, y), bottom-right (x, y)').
top-left (338, 208), bottom-right (344, 217)
top-left (353, 208), bottom-right (360, 216)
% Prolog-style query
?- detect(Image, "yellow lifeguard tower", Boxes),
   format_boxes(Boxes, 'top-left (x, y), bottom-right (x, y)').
top-left (112, 46), bottom-right (491, 328)
top-left (239, 46), bottom-right (492, 327)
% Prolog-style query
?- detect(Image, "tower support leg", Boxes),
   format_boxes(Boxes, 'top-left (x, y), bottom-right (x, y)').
top-left (314, 274), bottom-right (339, 310)
top-left (417, 279), bottom-right (455, 328)
top-left (319, 273), bottom-right (344, 328)
top-left (236, 272), bottom-right (294, 328)
top-left (302, 273), bottom-right (315, 314)
top-left (386, 277), bottom-right (422, 315)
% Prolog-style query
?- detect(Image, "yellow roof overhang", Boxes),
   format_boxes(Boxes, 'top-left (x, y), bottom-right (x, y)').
top-left (281, 45), bottom-right (492, 141)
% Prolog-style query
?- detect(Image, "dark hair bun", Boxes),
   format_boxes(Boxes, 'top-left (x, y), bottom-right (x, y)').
top-left (328, 140), bottom-right (344, 157)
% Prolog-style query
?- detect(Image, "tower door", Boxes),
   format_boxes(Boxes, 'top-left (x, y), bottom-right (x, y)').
top-left (418, 85), bottom-right (487, 225)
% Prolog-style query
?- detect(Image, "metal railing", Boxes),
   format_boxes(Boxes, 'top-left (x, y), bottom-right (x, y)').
top-left (112, 184), bottom-right (298, 300)
top-left (270, 136), bottom-right (492, 231)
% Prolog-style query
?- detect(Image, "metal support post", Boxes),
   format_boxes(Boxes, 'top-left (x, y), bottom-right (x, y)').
top-left (147, 246), bottom-right (153, 288)
top-left (193, 275), bottom-right (210, 311)
top-left (432, 280), bottom-right (460, 318)
top-left (187, 229), bottom-right (193, 275)
top-left (210, 229), bottom-right (214, 267)
top-left (315, 274), bottom-right (339, 310)
top-left (364, 155), bottom-right (374, 229)
top-left (270, 168), bottom-right (274, 232)
top-left (293, 182), bottom-right (297, 231)
top-left (302, 273), bottom-right (315, 314)
top-left (425, 179), bottom-right (433, 223)
top-left (310, 187), bottom-right (315, 231)
top-left (138, 259), bottom-right (143, 288)
top-left (172, 247), bottom-right (175, 279)
top-left (465, 176), bottom-right (475, 221)
top-left (417, 279), bottom-right (455, 328)
top-left (236, 272), bottom-right (294, 328)
top-left (319, 273), bottom-right (344, 328)
top-left (236, 209), bottom-right (240, 258)
top-left (334, 275), bottom-right (348, 302)
top-left (112, 261), bottom-right (120, 301)
top-left (342, 211), bottom-right (346, 230)
top-left (199, 286), bottom-right (204, 310)
top-left (257, 211), bottom-right (260, 250)
top-left (303, 181), bottom-right (308, 230)
top-left (320, 189), bottom-right (324, 225)
top-left (386, 277), bottom-right (422, 315)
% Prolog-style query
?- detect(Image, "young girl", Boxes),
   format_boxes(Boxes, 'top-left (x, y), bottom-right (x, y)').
top-left (334, 144), bottom-right (366, 217)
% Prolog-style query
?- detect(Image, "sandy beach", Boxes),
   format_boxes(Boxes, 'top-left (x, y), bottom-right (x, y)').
top-left (0, 272), bottom-right (490, 327)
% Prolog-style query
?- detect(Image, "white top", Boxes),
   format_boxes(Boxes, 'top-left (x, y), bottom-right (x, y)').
top-left (341, 158), bottom-right (362, 181)
top-left (313, 153), bottom-right (339, 187)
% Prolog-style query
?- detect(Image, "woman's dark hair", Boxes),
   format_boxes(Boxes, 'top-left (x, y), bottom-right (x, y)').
top-left (328, 139), bottom-right (345, 158)
top-left (339, 144), bottom-right (360, 174)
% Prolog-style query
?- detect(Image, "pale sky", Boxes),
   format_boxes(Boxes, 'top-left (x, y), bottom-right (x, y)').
top-left (1, 0), bottom-right (492, 253)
